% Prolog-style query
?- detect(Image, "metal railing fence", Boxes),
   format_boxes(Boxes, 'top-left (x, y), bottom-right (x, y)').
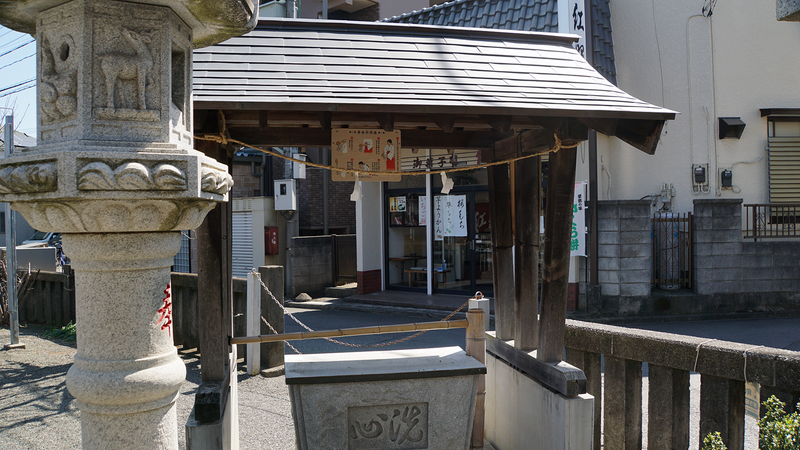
top-left (744, 203), bottom-right (800, 241)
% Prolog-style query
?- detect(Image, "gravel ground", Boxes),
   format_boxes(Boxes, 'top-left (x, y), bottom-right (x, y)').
top-left (0, 325), bottom-right (296, 450)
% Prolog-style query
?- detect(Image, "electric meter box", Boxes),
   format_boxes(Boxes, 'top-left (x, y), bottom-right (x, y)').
top-left (274, 179), bottom-right (297, 211)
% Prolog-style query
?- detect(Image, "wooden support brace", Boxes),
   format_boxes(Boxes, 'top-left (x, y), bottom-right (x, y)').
top-left (489, 128), bottom-right (554, 162)
top-left (318, 111), bottom-right (332, 131)
top-left (513, 155), bottom-right (540, 351)
top-left (537, 146), bottom-right (577, 363)
top-left (487, 164), bottom-right (515, 340)
top-left (196, 138), bottom-right (234, 383)
top-left (374, 113), bottom-right (395, 131)
top-left (480, 114), bottom-right (512, 134)
top-left (430, 114), bottom-right (456, 133)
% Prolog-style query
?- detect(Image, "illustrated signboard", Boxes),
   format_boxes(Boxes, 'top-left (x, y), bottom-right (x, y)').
top-left (434, 195), bottom-right (468, 241)
top-left (331, 129), bottom-right (401, 182)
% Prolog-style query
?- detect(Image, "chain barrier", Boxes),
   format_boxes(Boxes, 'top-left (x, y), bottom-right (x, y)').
top-left (195, 110), bottom-right (580, 178)
top-left (251, 270), bottom-right (470, 354)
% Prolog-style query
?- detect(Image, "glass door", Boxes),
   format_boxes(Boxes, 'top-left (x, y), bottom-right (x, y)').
top-left (432, 191), bottom-right (493, 296)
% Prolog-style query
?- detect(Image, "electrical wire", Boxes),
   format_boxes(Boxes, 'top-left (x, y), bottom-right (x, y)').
top-left (0, 33), bottom-right (27, 51)
top-left (0, 53), bottom-right (34, 71)
top-left (0, 82), bottom-right (35, 99)
top-left (0, 78), bottom-right (35, 95)
top-left (0, 40), bottom-right (34, 58)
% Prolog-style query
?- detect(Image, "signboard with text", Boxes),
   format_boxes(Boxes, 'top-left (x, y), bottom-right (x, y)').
top-left (571, 182), bottom-right (587, 257)
top-left (331, 129), bottom-right (401, 182)
top-left (434, 195), bottom-right (468, 240)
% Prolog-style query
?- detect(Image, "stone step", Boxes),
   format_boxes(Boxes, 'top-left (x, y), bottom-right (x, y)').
top-left (324, 283), bottom-right (357, 298)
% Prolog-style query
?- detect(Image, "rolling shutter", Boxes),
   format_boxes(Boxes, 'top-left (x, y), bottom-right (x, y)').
top-left (232, 211), bottom-right (254, 278)
top-left (768, 137), bottom-right (800, 203)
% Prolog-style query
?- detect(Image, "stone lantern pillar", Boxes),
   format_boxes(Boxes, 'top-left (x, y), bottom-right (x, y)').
top-left (0, 1), bottom-right (256, 448)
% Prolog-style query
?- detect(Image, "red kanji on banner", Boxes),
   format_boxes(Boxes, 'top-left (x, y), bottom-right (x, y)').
top-left (157, 283), bottom-right (172, 336)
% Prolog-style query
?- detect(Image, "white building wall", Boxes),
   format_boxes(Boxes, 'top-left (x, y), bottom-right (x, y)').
top-left (600, 0), bottom-right (800, 212)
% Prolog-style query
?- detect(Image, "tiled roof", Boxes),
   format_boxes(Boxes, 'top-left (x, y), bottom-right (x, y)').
top-left (591, 0), bottom-right (616, 84)
top-left (384, 0), bottom-right (558, 33)
top-left (193, 18), bottom-right (670, 120)
top-left (383, 0), bottom-right (617, 84)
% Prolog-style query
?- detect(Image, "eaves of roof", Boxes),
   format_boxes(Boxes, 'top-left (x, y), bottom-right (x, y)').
top-left (193, 18), bottom-right (676, 154)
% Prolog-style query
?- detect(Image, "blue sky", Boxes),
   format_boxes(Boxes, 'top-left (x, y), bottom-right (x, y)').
top-left (0, 26), bottom-right (37, 137)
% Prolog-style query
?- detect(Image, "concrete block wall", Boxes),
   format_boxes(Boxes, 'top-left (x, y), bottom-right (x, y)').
top-left (290, 236), bottom-right (334, 298)
top-left (596, 200), bottom-right (652, 300)
top-left (693, 199), bottom-right (744, 295)
top-left (694, 198), bottom-right (800, 296)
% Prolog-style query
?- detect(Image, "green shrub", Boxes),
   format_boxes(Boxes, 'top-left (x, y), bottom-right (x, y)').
top-left (758, 396), bottom-right (800, 450)
top-left (702, 395), bottom-right (800, 450)
top-left (41, 321), bottom-right (77, 342)
top-left (702, 431), bottom-right (727, 450)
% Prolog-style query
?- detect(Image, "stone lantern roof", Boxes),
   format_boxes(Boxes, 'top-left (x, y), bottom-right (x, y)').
top-left (0, 0), bottom-right (259, 47)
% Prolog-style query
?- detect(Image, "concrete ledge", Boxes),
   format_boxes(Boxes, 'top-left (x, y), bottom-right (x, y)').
top-left (324, 283), bottom-right (357, 298)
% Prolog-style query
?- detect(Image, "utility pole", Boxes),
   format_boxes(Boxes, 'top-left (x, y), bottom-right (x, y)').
top-left (3, 113), bottom-right (23, 350)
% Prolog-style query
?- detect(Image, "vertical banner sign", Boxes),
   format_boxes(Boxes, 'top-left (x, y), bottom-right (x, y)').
top-left (331, 129), bottom-right (401, 182)
top-left (567, 0), bottom-right (587, 59)
top-left (434, 195), bottom-right (468, 240)
top-left (434, 196), bottom-right (444, 240)
top-left (419, 195), bottom-right (427, 226)
top-left (571, 182), bottom-right (587, 257)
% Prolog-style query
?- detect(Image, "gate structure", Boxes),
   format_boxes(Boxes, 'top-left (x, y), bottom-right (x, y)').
top-left (652, 212), bottom-right (693, 289)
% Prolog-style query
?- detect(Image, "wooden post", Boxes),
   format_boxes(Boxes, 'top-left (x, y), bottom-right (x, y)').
top-left (196, 139), bottom-right (233, 382)
top-left (538, 147), bottom-right (577, 362)
top-left (487, 165), bottom-right (514, 340)
top-left (466, 308), bottom-right (486, 450)
top-left (246, 271), bottom-right (261, 375)
top-left (513, 156), bottom-right (540, 351)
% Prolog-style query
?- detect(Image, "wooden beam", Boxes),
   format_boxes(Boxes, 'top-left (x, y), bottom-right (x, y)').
top-left (480, 114), bottom-right (513, 134)
top-left (488, 164), bottom-right (515, 341)
top-left (429, 114), bottom-right (456, 133)
top-left (488, 128), bottom-right (554, 162)
top-left (374, 113), bottom-right (395, 131)
top-left (616, 119), bottom-right (664, 155)
top-left (258, 110), bottom-right (269, 129)
top-left (537, 145), bottom-right (577, 363)
top-left (318, 111), bottom-right (332, 131)
top-left (514, 155), bottom-right (540, 351)
top-left (577, 117), bottom-right (618, 136)
top-left (228, 127), bottom-right (507, 150)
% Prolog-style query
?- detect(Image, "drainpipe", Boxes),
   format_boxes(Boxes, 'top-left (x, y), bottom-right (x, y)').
top-left (323, 149), bottom-right (329, 235)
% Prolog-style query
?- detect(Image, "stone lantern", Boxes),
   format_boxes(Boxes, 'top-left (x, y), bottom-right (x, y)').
top-left (0, 1), bottom-right (257, 448)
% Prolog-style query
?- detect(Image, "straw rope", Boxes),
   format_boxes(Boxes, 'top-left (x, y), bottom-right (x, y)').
top-left (248, 269), bottom-right (470, 353)
top-left (194, 110), bottom-right (580, 177)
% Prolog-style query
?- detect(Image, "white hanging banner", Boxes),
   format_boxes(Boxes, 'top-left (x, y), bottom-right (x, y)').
top-left (571, 182), bottom-right (587, 257)
top-left (434, 195), bottom-right (468, 240)
top-left (419, 195), bottom-right (427, 226)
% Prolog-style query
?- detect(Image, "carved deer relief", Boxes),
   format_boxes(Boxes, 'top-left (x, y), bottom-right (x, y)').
top-left (98, 29), bottom-right (155, 111)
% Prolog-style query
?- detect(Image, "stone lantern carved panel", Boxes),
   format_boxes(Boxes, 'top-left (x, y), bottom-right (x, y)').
top-left (77, 161), bottom-right (188, 191)
top-left (36, 0), bottom-right (194, 152)
top-left (0, 162), bottom-right (58, 194)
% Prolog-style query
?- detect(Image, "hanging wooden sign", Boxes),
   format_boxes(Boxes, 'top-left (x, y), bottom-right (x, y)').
top-left (331, 129), bottom-right (402, 182)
